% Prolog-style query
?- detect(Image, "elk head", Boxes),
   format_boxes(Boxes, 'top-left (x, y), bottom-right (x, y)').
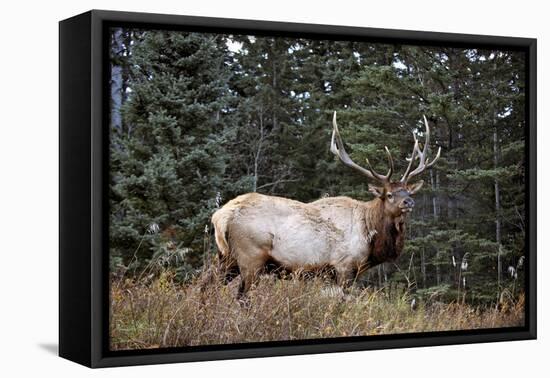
top-left (330, 112), bottom-right (441, 218)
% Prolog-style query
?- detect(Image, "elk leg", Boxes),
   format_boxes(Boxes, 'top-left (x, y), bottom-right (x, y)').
top-left (236, 254), bottom-right (267, 299)
top-left (336, 267), bottom-right (354, 289)
top-left (219, 255), bottom-right (240, 284)
top-left (236, 266), bottom-right (260, 300)
top-left (224, 264), bottom-right (240, 284)
top-left (237, 271), bottom-right (252, 299)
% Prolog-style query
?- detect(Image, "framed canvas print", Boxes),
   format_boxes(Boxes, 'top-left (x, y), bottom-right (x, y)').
top-left (59, 10), bottom-right (537, 368)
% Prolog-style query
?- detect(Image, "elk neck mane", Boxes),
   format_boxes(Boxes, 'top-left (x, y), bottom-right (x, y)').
top-left (363, 197), bottom-right (406, 267)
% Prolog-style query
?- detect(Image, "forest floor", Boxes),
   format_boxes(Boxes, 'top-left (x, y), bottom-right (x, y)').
top-left (110, 268), bottom-right (525, 351)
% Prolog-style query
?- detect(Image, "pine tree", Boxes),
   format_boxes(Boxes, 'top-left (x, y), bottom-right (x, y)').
top-left (110, 31), bottom-right (232, 271)
top-left (108, 29), bottom-right (527, 303)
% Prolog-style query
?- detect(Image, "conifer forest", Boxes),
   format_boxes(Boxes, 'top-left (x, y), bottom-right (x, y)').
top-left (108, 27), bottom-right (527, 349)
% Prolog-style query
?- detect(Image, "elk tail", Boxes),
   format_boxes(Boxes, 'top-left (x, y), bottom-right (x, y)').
top-left (211, 208), bottom-right (232, 261)
top-left (211, 206), bottom-right (242, 285)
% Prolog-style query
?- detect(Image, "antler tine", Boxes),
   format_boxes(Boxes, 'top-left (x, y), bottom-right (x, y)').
top-left (331, 112), bottom-right (392, 183)
top-left (425, 146), bottom-right (442, 168)
top-left (366, 146), bottom-right (394, 181)
top-left (384, 146), bottom-right (394, 178)
top-left (402, 115), bottom-right (441, 183)
top-left (400, 133), bottom-right (419, 182)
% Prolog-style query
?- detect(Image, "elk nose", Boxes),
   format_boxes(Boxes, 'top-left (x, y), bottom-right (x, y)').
top-left (404, 197), bottom-right (415, 208)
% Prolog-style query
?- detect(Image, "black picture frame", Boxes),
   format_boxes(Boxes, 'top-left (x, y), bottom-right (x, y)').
top-left (59, 9), bottom-right (537, 368)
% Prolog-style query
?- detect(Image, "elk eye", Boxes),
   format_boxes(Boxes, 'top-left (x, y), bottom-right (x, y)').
top-left (387, 192), bottom-right (393, 199)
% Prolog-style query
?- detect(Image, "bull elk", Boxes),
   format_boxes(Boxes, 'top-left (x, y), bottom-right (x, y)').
top-left (212, 112), bottom-right (441, 297)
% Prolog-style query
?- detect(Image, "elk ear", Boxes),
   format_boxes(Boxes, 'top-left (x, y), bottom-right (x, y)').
top-left (407, 180), bottom-right (424, 195)
top-left (368, 184), bottom-right (384, 198)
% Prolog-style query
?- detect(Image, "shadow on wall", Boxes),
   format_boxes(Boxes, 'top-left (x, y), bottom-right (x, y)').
top-left (37, 343), bottom-right (58, 356)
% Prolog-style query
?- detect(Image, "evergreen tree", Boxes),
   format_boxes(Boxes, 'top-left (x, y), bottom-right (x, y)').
top-left (110, 31), bottom-right (232, 271)
top-left (108, 30), bottom-right (527, 303)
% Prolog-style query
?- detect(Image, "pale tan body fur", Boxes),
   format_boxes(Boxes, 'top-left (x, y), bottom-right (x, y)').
top-left (212, 192), bottom-right (379, 294)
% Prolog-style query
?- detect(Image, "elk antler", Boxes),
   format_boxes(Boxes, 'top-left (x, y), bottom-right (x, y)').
top-left (331, 112), bottom-right (394, 183)
top-left (401, 115), bottom-right (441, 183)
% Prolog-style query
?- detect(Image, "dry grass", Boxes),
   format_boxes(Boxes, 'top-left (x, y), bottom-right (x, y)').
top-left (110, 267), bottom-right (525, 351)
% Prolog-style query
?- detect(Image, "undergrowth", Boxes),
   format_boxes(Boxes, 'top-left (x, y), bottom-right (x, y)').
top-left (110, 265), bottom-right (524, 350)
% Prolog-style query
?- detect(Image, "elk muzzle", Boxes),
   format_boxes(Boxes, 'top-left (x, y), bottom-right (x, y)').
top-left (400, 197), bottom-right (415, 213)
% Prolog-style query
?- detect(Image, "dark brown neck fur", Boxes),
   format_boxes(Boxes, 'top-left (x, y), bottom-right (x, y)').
top-left (364, 198), bottom-right (407, 267)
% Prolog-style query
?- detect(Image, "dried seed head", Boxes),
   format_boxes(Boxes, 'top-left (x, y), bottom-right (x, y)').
top-left (147, 222), bottom-right (160, 234)
top-left (517, 256), bottom-right (525, 269)
top-left (215, 192), bottom-right (222, 208)
top-left (461, 252), bottom-right (469, 271)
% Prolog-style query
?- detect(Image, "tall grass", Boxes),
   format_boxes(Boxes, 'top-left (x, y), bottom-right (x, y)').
top-left (110, 265), bottom-right (524, 350)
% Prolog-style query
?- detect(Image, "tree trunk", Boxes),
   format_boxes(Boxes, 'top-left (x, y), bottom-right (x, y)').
top-left (252, 107), bottom-right (265, 192)
top-left (436, 170), bottom-right (441, 218)
top-left (430, 169), bottom-right (440, 285)
top-left (430, 170), bottom-right (438, 221)
top-left (494, 125), bottom-right (502, 289)
top-left (272, 58), bottom-right (278, 132)
top-left (421, 248), bottom-right (427, 288)
top-left (110, 28), bottom-right (124, 132)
